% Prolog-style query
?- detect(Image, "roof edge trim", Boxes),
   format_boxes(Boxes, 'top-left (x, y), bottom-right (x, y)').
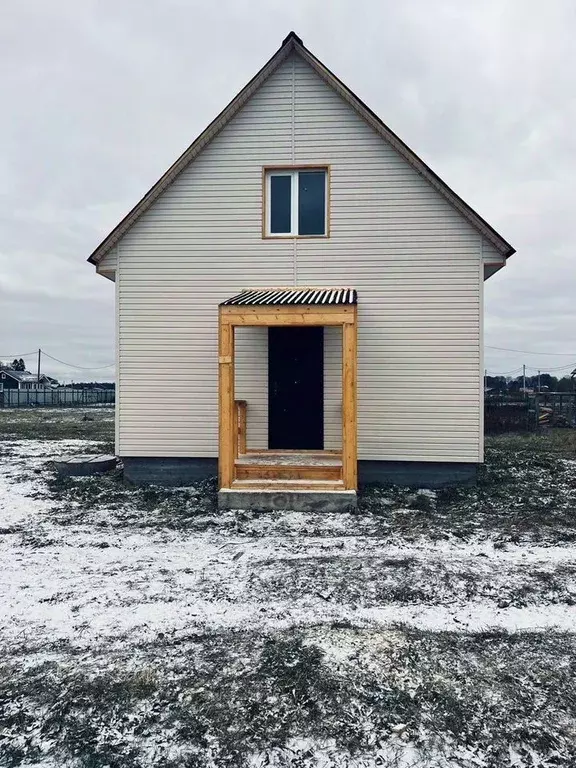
top-left (292, 40), bottom-right (514, 258)
top-left (88, 37), bottom-right (297, 265)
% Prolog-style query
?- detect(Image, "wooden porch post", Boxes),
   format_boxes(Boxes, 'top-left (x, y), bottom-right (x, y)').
top-left (342, 307), bottom-right (358, 490)
top-left (218, 309), bottom-right (235, 488)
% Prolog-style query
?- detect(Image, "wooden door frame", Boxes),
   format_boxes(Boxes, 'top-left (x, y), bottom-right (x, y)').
top-left (218, 303), bottom-right (358, 490)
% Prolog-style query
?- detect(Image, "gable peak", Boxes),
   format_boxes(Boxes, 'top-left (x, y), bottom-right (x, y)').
top-left (281, 31), bottom-right (303, 47)
top-left (88, 29), bottom-right (514, 267)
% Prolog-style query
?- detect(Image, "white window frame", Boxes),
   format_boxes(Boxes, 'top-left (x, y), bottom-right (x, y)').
top-left (265, 168), bottom-right (328, 237)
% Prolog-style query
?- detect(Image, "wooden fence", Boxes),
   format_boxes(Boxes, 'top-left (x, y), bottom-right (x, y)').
top-left (0, 388), bottom-right (115, 408)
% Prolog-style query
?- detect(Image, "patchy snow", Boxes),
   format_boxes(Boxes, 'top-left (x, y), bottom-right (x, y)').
top-left (0, 439), bottom-right (95, 527)
top-left (2, 438), bottom-right (576, 656)
top-left (358, 602), bottom-right (576, 633)
top-left (247, 738), bottom-right (429, 767)
top-left (3, 432), bottom-right (576, 766)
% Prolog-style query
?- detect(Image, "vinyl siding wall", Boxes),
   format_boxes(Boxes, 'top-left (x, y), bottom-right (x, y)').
top-left (98, 246), bottom-right (118, 271)
top-left (482, 241), bottom-right (505, 265)
top-left (235, 327), bottom-right (268, 449)
top-left (114, 52), bottom-right (487, 462)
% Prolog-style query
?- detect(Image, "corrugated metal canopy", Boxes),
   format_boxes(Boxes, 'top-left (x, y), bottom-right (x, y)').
top-left (221, 287), bottom-right (357, 306)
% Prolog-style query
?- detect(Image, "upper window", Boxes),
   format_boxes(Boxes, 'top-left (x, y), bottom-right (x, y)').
top-left (265, 168), bottom-right (328, 237)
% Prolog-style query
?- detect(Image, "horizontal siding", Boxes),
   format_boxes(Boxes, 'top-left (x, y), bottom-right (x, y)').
top-left (116, 61), bottom-right (295, 456)
top-left (235, 327), bottom-right (268, 449)
top-left (98, 245), bottom-right (117, 271)
top-left (482, 240), bottom-right (505, 264)
top-left (115, 52), bottom-right (485, 463)
top-left (293, 55), bottom-right (481, 462)
top-left (324, 326), bottom-right (342, 450)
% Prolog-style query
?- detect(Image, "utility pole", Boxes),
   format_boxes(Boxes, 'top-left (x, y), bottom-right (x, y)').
top-left (484, 368), bottom-right (487, 393)
top-left (523, 364), bottom-right (526, 396)
top-left (538, 370), bottom-right (541, 394)
top-left (37, 348), bottom-right (41, 383)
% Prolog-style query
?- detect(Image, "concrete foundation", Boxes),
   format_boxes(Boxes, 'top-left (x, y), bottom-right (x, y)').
top-left (123, 457), bottom-right (217, 486)
top-left (358, 460), bottom-right (478, 488)
top-left (218, 488), bottom-right (357, 512)
top-left (121, 457), bottom-right (478, 490)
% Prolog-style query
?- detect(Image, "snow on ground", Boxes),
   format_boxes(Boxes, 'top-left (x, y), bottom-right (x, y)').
top-left (0, 439), bottom-right (94, 527)
top-left (3, 426), bottom-right (576, 767)
top-left (2, 439), bottom-right (576, 654)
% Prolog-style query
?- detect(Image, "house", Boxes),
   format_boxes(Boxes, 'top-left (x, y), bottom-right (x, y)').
top-left (0, 370), bottom-right (51, 390)
top-left (88, 32), bottom-right (514, 511)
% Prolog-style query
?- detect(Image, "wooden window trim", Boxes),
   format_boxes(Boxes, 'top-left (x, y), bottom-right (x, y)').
top-left (262, 165), bottom-right (331, 239)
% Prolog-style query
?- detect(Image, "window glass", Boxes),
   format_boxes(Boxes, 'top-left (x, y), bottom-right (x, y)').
top-left (298, 171), bottom-right (326, 235)
top-left (270, 175), bottom-right (292, 233)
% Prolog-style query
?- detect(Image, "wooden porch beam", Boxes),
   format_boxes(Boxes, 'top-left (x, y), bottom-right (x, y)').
top-left (218, 313), bottom-right (235, 488)
top-left (342, 306), bottom-right (358, 490)
top-left (236, 399), bottom-right (247, 456)
top-left (220, 304), bottom-right (355, 326)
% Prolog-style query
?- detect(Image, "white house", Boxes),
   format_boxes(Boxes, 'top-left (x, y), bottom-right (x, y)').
top-left (88, 32), bottom-right (514, 510)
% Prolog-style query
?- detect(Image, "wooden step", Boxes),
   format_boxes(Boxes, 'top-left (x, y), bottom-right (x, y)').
top-left (235, 463), bottom-right (342, 482)
top-left (231, 478), bottom-right (346, 492)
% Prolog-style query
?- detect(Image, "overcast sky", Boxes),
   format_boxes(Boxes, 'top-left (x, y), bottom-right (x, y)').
top-left (1, 0), bottom-right (574, 382)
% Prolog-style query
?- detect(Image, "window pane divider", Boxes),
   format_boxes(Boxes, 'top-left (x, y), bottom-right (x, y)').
top-left (291, 170), bottom-right (298, 236)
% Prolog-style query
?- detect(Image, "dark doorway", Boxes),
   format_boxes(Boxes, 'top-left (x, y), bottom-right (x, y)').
top-left (268, 327), bottom-right (324, 449)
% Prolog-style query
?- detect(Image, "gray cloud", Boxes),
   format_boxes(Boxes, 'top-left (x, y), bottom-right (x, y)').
top-left (1, 0), bottom-right (574, 381)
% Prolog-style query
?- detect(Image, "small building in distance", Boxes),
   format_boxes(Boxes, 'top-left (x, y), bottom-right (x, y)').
top-left (0, 370), bottom-right (54, 391)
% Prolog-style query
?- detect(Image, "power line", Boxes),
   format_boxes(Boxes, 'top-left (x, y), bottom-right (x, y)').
top-left (41, 351), bottom-right (115, 370)
top-left (488, 363), bottom-right (576, 376)
top-left (525, 362), bottom-right (576, 373)
top-left (486, 367), bottom-right (524, 376)
top-left (1, 350), bottom-right (114, 370)
top-left (0, 351), bottom-right (38, 359)
top-left (486, 345), bottom-right (576, 356)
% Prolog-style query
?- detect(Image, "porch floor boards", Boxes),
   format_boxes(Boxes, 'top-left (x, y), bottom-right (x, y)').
top-left (237, 451), bottom-right (342, 467)
top-left (234, 450), bottom-right (343, 485)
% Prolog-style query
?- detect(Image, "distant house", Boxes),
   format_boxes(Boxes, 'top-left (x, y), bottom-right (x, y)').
top-left (87, 32), bottom-right (515, 508)
top-left (0, 370), bottom-right (52, 391)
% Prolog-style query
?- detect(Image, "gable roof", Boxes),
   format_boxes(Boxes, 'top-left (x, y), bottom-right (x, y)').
top-left (0, 369), bottom-right (42, 382)
top-left (88, 31), bottom-right (515, 267)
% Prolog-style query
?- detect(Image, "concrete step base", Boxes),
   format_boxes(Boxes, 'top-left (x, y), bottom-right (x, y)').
top-left (218, 488), bottom-right (357, 513)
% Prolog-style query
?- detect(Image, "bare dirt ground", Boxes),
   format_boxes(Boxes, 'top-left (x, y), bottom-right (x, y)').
top-left (1, 408), bottom-right (576, 767)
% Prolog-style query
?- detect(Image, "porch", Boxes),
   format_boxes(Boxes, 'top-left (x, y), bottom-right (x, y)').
top-left (235, 447), bottom-right (343, 488)
top-left (217, 287), bottom-right (358, 510)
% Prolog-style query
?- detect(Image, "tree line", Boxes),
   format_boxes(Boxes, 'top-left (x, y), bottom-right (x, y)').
top-left (486, 373), bottom-right (575, 394)
top-left (0, 359), bottom-right (27, 371)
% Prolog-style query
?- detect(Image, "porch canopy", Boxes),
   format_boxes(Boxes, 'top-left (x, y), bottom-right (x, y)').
top-left (218, 287), bottom-right (358, 492)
